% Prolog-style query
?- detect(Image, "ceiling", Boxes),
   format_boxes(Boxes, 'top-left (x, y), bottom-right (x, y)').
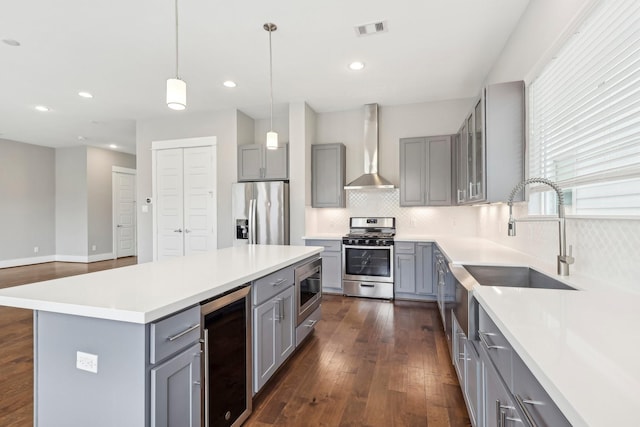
top-left (0, 0), bottom-right (530, 154)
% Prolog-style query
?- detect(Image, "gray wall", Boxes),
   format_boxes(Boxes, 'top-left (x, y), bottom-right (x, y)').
top-left (0, 139), bottom-right (56, 261)
top-left (135, 109), bottom-right (238, 263)
top-left (87, 147), bottom-right (136, 257)
top-left (55, 147), bottom-right (88, 257)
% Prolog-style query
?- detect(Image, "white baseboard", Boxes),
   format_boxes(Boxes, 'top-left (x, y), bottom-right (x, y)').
top-left (88, 253), bottom-right (115, 262)
top-left (0, 253), bottom-right (117, 269)
top-left (0, 255), bottom-right (56, 269)
top-left (55, 253), bottom-right (115, 263)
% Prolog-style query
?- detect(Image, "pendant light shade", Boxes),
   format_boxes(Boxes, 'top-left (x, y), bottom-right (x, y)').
top-left (264, 23), bottom-right (278, 150)
top-left (266, 131), bottom-right (278, 149)
top-left (166, 78), bottom-right (186, 110)
top-left (167, 0), bottom-right (186, 110)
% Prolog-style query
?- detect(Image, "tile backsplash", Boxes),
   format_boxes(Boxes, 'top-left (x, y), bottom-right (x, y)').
top-left (308, 189), bottom-right (477, 236)
top-left (477, 204), bottom-right (640, 292)
top-left (307, 189), bottom-right (640, 293)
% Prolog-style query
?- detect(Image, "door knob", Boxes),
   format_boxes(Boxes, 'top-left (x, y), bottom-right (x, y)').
top-left (174, 228), bottom-right (183, 233)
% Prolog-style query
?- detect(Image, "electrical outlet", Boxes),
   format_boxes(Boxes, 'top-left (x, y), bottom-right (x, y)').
top-left (76, 351), bottom-right (98, 373)
top-left (91, 245), bottom-right (96, 251)
top-left (33, 246), bottom-right (39, 254)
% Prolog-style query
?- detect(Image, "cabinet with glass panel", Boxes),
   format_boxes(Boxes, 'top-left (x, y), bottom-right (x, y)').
top-left (456, 81), bottom-right (525, 205)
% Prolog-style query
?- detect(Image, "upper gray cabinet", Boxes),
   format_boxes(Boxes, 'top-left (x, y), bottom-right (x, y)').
top-left (457, 80), bottom-right (525, 204)
top-left (238, 143), bottom-right (289, 181)
top-left (399, 136), bottom-right (453, 207)
top-left (311, 143), bottom-right (346, 208)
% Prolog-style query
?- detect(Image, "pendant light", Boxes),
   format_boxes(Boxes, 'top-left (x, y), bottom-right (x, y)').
top-left (264, 23), bottom-right (278, 149)
top-left (167, 0), bottom-right (186, 110)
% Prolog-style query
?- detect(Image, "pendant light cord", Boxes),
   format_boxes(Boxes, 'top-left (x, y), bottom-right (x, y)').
top-left (268, 26), bottom-right (273, 132)
top-left (175, 0), bottom-right (180, 78)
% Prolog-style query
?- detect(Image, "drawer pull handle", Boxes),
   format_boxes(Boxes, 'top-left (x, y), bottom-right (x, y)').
top-left (167, 323), bottom-right (200, 342)
top-left (360, 283), bottom-right (375, 288)
top-left (479, 331), bottom-right (504, 350)
top-left (515, 394), bottom-right (541, 427)
top-left (306, 319), bottom-right (317, 328)
top-left (271, 278), bottom-right (287, 286)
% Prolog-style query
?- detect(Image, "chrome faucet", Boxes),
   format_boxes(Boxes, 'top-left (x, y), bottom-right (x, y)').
top-left (507, 178), bottom-right (575, 276)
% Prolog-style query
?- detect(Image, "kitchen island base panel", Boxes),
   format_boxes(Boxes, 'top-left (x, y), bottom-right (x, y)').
top-left (35, 311), bottom-right (147, 427)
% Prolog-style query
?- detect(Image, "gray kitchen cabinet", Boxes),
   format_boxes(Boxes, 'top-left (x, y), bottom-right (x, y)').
top-left (457, 80), bottom-right (525, 204)
top-left (399, 136), bottom-right (453, 206)
top-left (465, 340), bottom-right (482, 427)
top-left (482, 347), bottom-right (524, 427)
top-left (253, 284), bottom-right (295, 394)
top-left (312, 143), bottom-right (346, 208)
top-left (395, 241), bottom-right (436, 301)
top-left (416, 243), bottom-right (434, 295)
top-left (394, 242), bottom-right (416, 295)
top-left (305, 239), bottom-right (342, 293)
top-left (238, 143), bottom-right (289, 181)
top-left (150, 342), bottom-right (201, 427)
top-left (476, 304), bottom-right (570, 427)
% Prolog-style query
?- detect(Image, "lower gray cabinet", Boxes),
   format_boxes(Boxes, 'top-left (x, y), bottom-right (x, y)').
top-left (482, 346), bottom-right (524, 427)
top-left (416, 243), bottom-right (434, 296)
top-left (305, 239), bottom-right (342, 293)
top-left (150, 342), bottom-right (201, 427)
top-left (394, 241), bottom-right (436, 301)
top-left (253, 285), bottom-right (295, 394)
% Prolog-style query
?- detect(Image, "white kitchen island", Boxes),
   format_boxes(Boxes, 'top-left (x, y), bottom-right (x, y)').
top-left (0, 245), bottom-right (322, 427)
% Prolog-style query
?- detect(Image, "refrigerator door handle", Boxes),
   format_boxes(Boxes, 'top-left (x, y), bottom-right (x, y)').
top-left (250, 198), bottom-right (257, 244)
top-left (248, 199), bottom-right (254, 244)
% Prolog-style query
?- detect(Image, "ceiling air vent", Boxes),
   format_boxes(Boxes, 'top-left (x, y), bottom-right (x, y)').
top-left (355, 21), bottom-right (388, 37)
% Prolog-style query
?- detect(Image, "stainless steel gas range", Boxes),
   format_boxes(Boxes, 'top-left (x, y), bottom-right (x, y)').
top-left (342, 217), bottom-right (395, 300)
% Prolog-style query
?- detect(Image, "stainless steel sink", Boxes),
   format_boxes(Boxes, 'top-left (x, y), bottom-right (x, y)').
top-left (462, 265), bottom-right (577, 290)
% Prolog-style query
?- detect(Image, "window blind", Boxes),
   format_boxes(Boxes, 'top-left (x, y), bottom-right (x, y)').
top-left (528, 0), bottom-right (640, 216)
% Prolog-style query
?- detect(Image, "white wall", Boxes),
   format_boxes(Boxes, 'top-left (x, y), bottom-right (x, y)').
top-left (289, 102), bottom-right (316, 246)
top-left (0, 139), bottom-right (56, 263)
top-left (135, 109), bottom-right (238, 263)
top-left (315, 100), bottom-right (475, 188)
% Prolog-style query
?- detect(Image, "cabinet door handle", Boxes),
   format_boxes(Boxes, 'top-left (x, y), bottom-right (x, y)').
top-left (305, 319), bottom-right (317, 328)
top-left (184, 228), bottom-right (191, 233)
top-left (515, 394), bottom-right (541, 427)
top-left (479, 330), bottom-right (505, 350)
top-left (270, 278), bottom-right (287, 287)
top-left (280, 298), bottom-right (284, 321)
top-left (167, 323), bottom-right (200, 342)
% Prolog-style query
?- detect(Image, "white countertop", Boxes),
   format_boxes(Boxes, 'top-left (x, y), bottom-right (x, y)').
top-left (419, 235), bottom-right (638, 426)
top-left (474, 286), bottom-right (639, 427)
top-left (0, 245), bottom-right (322, 324)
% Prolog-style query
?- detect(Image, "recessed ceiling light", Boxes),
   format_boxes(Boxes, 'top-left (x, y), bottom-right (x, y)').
top-left (35, 105), bottom-right (50, 112)
top-left (78, 136), bottom-right (87, 141)
top-left (78, 91), bottom-right (93, 99)
top-left (109, 144), bottom-right (117, 149)
top-left (349, 61), bottom-right (365, 71)
top-left (223, 81), bottom-right (237, 88)
top-left (2, 39), bottom-right (20, 47)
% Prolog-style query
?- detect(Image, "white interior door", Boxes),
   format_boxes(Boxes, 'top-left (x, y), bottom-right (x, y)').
top-left (156, 149), bottom-right (185, 260)
top-left (183, 146), bottom-right (216, 255)
top-left (113, 171), bottom-right (136, 258)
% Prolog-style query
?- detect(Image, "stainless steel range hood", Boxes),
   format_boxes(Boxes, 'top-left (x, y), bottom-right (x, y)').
top-left (344, 103), bottom-right (395, 190)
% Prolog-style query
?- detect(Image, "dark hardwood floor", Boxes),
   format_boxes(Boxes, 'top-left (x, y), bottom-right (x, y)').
top-left (246, 296), bottom-right (470, 427)
top-left (0, 260), bottom-right (469, 427)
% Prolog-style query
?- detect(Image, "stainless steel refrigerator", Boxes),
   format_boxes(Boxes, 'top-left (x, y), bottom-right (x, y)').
top-left (232, 181), bottom-right (289, 246)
